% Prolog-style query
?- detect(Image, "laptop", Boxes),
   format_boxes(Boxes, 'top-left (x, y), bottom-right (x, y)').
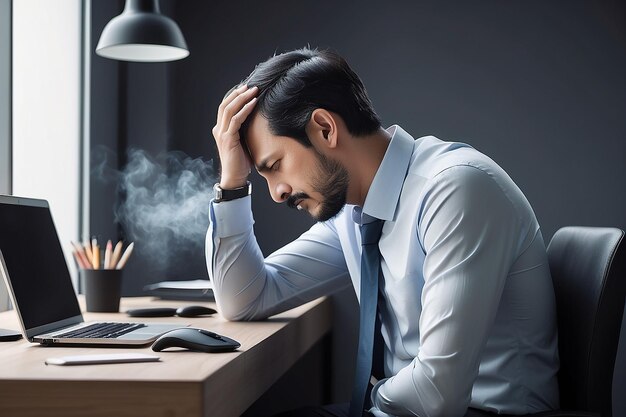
top-left (0, 194), bottom-right (182, 346)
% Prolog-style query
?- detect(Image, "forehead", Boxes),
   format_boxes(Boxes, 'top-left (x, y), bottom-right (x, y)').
top-left (246, 112), bottom-right (273, 149)
top-left (245, 113), bottom-right (293, 164)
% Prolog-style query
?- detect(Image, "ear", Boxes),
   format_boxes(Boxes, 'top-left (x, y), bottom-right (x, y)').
top-left (307, 109), bottom-right (338, 150)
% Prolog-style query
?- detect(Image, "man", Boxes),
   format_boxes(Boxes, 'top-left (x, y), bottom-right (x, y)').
top-left (206, 47), bottom-right (559, 417)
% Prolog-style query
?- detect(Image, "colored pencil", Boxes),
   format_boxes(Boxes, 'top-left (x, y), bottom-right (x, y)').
top-left (70, 241), bottom-right (92, 269)
top-left (104, 240), bottom-right (112, 269)
top-left (110, 241), bottom-right (123, 269)
top-left (83, 240), bottom-right (93, 266)
top-left (115, 242), bottom-right (134, 269)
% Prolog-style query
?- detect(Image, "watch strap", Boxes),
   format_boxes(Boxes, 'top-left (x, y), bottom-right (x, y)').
top-left (214, 182), bottom-right (252, 202)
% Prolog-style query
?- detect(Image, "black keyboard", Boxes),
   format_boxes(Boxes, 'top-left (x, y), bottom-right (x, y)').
top-left (54, 322), bottom-right (147, 339)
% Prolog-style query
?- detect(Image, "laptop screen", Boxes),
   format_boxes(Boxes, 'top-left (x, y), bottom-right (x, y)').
top-left (0, 197), bottom-right (81, 330)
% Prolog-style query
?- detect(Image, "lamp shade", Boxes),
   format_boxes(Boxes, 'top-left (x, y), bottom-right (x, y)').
top-left (96, 0), bottom-right (189, 62)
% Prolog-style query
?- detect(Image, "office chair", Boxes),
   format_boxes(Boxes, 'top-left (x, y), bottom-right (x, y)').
top-left (535, 226), bottom-right (626, 417)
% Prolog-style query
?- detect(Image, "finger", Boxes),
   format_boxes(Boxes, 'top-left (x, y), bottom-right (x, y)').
top-left (216, 83), bottom-right (247, 128)
top-left (226, 97), bottom-right (258, 135)
top-left (216, 84), bottom-right (248, 128)
top-left (219, 87), bottom-right (259, 133)
top-left (222, 86), bottom-right (258, 122)
top-left (223, 83), bottom-right (247, 102)
top-left (221, 83), bottom-right (248, 111)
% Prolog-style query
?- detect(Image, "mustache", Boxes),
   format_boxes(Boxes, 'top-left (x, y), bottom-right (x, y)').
top-left (286, 192), bottom-right (310, 210)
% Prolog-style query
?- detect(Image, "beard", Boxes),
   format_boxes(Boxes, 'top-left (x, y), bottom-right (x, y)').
top-left (286, 152), bottom-right (349, 222)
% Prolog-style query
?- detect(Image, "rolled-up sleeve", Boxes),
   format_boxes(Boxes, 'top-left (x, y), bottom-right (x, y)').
top-left (372, 165), bottom-right (520, 417)
top-left (206, 196), bottom-right (351, 321)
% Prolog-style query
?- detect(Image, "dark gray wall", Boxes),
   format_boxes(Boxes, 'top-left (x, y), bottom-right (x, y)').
top-left (90, 0), bottom-right (626, 413)
top-left (90, 0), bottom-right (177, 294)
top-left (89, 0), bottom-right (123, 285)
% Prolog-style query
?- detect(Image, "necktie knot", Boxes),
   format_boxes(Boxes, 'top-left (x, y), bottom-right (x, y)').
top-left (360, 219), bottom-right (384, 246)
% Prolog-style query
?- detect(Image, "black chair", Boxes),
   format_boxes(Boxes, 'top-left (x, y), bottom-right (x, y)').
top-left (537, 226), bottom-right (626, 417)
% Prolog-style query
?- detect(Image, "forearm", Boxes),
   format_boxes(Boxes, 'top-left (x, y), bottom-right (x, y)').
top-left (370, 343), bottom-right (478, 417)
top-left (206, 196), bottom-right (268, 320)
top-left (206, 196), bottom-right (350, 321)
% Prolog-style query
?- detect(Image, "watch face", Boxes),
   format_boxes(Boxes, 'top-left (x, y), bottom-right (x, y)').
top-left (213, 183), bottom-right (223, 200)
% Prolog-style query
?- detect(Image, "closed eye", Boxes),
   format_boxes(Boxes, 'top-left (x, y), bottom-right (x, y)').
top-left (256, 157), bottom-right (276, 174)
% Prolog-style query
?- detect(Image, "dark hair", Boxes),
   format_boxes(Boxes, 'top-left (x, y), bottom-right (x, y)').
top-left (240, 47), bottom-right (381, 147)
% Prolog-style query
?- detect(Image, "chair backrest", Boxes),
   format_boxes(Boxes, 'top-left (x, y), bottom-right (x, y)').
top-left (547, 226), bottom-right (626, 417)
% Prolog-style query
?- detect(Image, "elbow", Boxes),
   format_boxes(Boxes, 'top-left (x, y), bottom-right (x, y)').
top-left (217, 303), bottom-right (255, 322)
top-left (220, 310), bottom-right (268, 322)
top-left (213, 293), bottom-right (247, 321)
top-left (218, 307), bottom-right (246, 322)
top-left (215, 299), bottom-right (269, 322)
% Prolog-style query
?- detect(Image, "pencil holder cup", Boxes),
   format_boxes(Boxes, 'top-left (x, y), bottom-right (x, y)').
top-left (81, 269), bottom-right (123, 312)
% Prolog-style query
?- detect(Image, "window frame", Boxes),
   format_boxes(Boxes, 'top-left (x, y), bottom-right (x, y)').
top-left (0, 0), bottom-right (12, 311)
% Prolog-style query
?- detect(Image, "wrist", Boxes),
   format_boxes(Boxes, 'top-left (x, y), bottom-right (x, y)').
top-left (213, 181), bottom-right (252, 203)
top-left (219, 176), bottom-right (248, 190)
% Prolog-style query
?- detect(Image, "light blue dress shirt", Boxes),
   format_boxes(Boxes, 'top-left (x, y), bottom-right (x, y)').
top-left (206, 126), bottom-right (559, 417)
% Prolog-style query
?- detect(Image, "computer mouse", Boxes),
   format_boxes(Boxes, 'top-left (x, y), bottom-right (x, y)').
top-left (151, 328), bottom-right (240, 353)
top-left (175, 305), bottom-right (217, 318)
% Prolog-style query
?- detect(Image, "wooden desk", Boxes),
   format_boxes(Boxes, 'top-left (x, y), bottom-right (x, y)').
top-left (0, 296), bottom-right (332, 417)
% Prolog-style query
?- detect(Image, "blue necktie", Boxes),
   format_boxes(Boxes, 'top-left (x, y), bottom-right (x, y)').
top-left (349, 219), bottom-right (384, 417)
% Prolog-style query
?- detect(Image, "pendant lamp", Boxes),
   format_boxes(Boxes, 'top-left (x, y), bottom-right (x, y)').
top-left (96, 0), bottom-right (189, 62)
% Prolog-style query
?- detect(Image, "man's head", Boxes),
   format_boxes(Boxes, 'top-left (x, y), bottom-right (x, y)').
top-left (240, 47), bottom-right (381, 148)
top-left (238, 48), bottom-right (383, 222)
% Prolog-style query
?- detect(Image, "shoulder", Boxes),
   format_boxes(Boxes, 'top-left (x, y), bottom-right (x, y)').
top-left (408, 136), bottom-right (497, 180)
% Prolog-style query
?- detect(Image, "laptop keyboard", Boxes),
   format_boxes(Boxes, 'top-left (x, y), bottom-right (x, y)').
top-left (54, 322), bottom-right (147, 339)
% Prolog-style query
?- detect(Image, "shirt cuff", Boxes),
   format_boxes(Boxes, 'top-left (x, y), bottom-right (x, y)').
top-left (210, 195), bottom-right (254, 238)
top-left (368, 377), bottom-right (389, 416)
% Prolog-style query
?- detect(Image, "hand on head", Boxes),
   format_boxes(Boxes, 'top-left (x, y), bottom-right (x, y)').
top-left (212, 84), bottom-right (258, 189)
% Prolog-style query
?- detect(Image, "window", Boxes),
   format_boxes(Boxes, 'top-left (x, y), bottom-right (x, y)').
top-left (10, 0), bottom-right (83, 291)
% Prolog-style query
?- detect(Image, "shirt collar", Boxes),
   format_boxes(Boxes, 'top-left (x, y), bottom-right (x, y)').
top-left (351, 125), bottom-right (415, 224)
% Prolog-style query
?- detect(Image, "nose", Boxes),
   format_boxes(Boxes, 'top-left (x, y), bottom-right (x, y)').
top-left (269, 181), bottom-right (292, 203)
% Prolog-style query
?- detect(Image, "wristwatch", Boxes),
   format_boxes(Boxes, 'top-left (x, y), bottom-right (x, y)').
top-left (213, 181), bottom-right (252, 203)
